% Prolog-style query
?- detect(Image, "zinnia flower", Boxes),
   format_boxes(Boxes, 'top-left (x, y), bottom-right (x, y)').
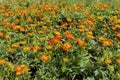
top-left (48, 36), bottom-right (62, 44)
top-left (116, 32), bottom-right (120, 38)
top-left (75, 38), bottom-right (86, 47)
top-left (105, 59), bottom-right (112, 64)
top-left (14, 64), bottom-right (30, 76)
top-left (32, 45), bottom-right (42, 53)
top-left (64, 31), bottom-right (74, 40)
top-left (116, 56), bottom-right (120, 63)
top-left (0, 59), bottom-right (7, 65)
top-left (62, 42), bottom-right (72, 51)
top-left (40, 54), bottom-right (50, 62)
top-left (102, 39), bottom-right (112, 47)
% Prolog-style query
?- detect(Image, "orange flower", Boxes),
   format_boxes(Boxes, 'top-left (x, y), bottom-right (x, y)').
top-left (63, 58), bottom-right (68, 62)
top-left (66, 18), bottom-right (72, 22)
top-left (116, 32), bottom-right (120, 38)
top-left (118, 42), bottom-right (120, 45)
top-left (98, 16), bottom-right (104, 21)
top-left (62, 42), bottom-right (72, 51)
top-left (61, 23), bottom-right (68, 28)
top-left (46, 45), bottom-right (53, 50)
top-left (19, 27), bottom-right (26, 32)
top-left (110, 16), bottom-right (117, 22)
top-left (40, 54), bottom-right (50, 62)
top-left (53, 31), bottom-right (61, 36)
top-left (14, 18), bottom-right (20, 23)
top-left (98, 36), bottom-right (106, 41)
top-left (26, 17), bottom-right (33, 23)
top-left (14, 64), bottom-right (30, 76)
top-left (37, 30), bottom-right (44, 34)
top-left (116, 56), bottom-right (120, 63)
top-left (32, 45), bottom-right (42, 53)
top-left (79, 25), bottom-right (85, 32)
top-left (23, 46), bottom-right (31, 52)
top-left (88, 27), bottom-right (94, 31)
top-left (112, 25), bottom-right (120, 30)
top-left (86, 31), bottom-right (94, 39)
top-left (48, 36), bottom-right (62, 44)
top-left (18, 40), bottom-right (26, 45)
top-left (64, 31), bottom-right (74, 40)
top-left (105, 59), bottom-right (112, 64)
top-left (12, 43), bottom-right (20, 48)
top-left (75, 38), bottom-right (86, 47)
top-left (115, 19), bottom-right (120, 24)
top-left (0, 31), bottom-right (4, 37)
top-left (0, 59), bottom-right (7, 65)
top-left (27, 33), bottom-right (33, 37)
top-left (4, 35), bottom-right (10, 40)
top-left (84, 20), bottom-right (94, 25)
top-left (102, 39), bottom-right (112, 47)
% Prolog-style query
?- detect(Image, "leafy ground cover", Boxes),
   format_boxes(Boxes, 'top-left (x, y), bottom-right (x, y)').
top-left (0, 0), bottom-right (120, 80)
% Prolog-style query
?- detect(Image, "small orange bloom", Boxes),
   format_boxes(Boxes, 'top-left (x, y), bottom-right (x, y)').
top-left (86, 31), bottom-right (94, 39)
top-left (66, 18), bottom-right (72, 22)
top-left (40, 54), bottom-right (50, 62)
top-left (48, 36), bottom-right (62, 44)
top-left (12, 43), bottom-right (20, 48)
top-left (79, 25), bottom-right (85, 32)
top-left (115, 19), bottom-right (120, 24)
top-left (27, 33), bottom-right (33, 37)
top-left (23, 46), bottom-right (31, 52)
top-left (14, 64), bottom-right (30, 76)
top-left (64, 31), bottom-right (74, 40)
top-left (53, 31), bottom-right (61, 36)
top-left (116, 32), bottom-right (120, 38)
top-left (62, 42), bottom-right (72, 51)
top-left (0, 31), bottom-right (4, 37)
top-left (84, 20), bottom-right (94, 25)
top-left (4, 35), bottom-right (10, 40)
top-left (14, 18), bottom-right (20, 23)
top-left (19, 41), bottom-right (26, 45)
top-left (75, 38), bottom-right (86, 47)
top-left (102, 39), bottom-right (112, 47)
top-left (88, 27), bottom-right (94, 31)
top-left (37, 30), bottom-right (44, 34)
top-left (116, 56), bottom-right (120, 63)
top-left (63, 58), bottom-right (68, 62)
top-left (0, 59), bottom-right (7, 65)
top-left (105, 59), bottom-right (112, 64)
top-left (32, 45), bottom-right (42, 53)
top-left (98, 36), bottom-right (106, 41)
top-left (46, 45), bottom-right (53, 50)
top-left (26, 17), bottom-right (33, 23)
top-left (61, 23), bottom-right (68, 28)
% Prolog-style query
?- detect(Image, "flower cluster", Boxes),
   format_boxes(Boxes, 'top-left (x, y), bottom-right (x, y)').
top-left (0, 0), bottom-right (120, 80)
